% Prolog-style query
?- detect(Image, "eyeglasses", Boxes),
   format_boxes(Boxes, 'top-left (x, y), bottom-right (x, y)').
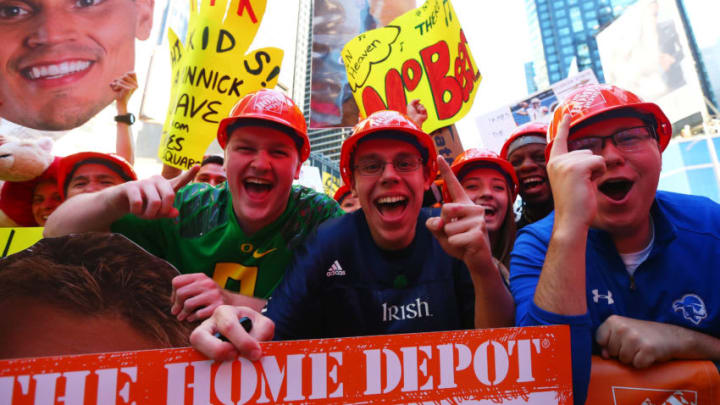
top-left (354, 156), bottom-right (423, 176)
top-left (568, 126), bottom-right (656, 155)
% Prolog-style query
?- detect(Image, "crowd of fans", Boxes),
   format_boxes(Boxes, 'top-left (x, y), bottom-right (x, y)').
top-left (1, 85), bottom-right (719, 405)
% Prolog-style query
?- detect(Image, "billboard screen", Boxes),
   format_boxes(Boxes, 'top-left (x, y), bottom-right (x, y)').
top-left (596, 0), bottom-right (708, 125)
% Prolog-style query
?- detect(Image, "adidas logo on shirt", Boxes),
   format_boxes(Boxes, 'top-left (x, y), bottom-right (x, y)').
top-left (326, 260), bottom-right (346, 277)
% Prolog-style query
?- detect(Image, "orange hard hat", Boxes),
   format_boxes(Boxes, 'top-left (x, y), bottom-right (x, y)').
top-left (546, 84), bottom-right (671, 159)
top-left (333, 184), bottom-right (352, 203)
top-left (58, 152), bottom-right (137, 199)
top-left (500, 121), bottom-right (549, 160)
top-left (339, 110), bottom-right (437, 186)
top-left (217, 89), bottom-right (309, 162)
top-left (445, 148), bottom-right (519, 202)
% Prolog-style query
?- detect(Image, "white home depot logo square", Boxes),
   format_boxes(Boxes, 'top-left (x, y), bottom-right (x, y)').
top-left (611, 386), bottom-right (697, 405)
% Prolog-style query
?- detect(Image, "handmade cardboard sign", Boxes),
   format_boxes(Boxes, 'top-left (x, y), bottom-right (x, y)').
top-left (158, 0), bottom-right (283, 170)
top-left (342, 0), bottom-right (481, 134)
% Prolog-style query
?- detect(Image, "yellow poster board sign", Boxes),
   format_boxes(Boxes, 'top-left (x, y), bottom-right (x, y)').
top-left (0, 227), bottom-right (43, 258)
top-left (159, 0), bottom-right (284, 170)
top-left (342, 0), bottom-right (480, 134)
top-left (322, 171), bottom-right (342, 198)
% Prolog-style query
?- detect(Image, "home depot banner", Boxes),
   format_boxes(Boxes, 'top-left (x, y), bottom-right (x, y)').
top-left (0, 326), bottom-right (572, 404)
top-left (342, 0), bottom-right (481, 134)
top-left (158, 0), bottom-right (283, 170)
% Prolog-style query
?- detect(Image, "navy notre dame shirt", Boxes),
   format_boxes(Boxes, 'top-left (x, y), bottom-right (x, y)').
top-left (265, 208), bottom-right (476, 340)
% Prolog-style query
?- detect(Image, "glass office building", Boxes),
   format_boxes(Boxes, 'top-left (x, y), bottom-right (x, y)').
top-left (660, 134), bottom-right (720, 203)
top-left (524, 0), bottom-right (637, 90)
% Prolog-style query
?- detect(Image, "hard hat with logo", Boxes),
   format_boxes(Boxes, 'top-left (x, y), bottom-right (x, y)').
top-left (333, 184), bottom-right (352, 203)
top-left (500, 121), bottom-right (549, 160)
top-left (216, 89), bottom-right (310, 162)
top-left (547, 84), bottom-right (671, 157)
top-left (340, 110), bottom-right (437, 186)
top-left (445, 148), bottom-right (519, 201)
top-left (58, 152), bottom-right (137, 199)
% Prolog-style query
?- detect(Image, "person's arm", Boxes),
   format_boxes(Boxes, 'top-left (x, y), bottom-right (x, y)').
top-left (44, 168), bottom-right (198, 237)
top-left (508, 115), bottom-right (605, 405)
top-left (426, 156), bottom-right (514, 328)
top-left (596, 315), bottom-right (720, 368)
top-left (112, 72), bottom-right (137, 165)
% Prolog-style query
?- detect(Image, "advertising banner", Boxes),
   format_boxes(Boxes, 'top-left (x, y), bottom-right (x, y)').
top-left (158, 0), bottom-right (284, 170)
top-left (342, 0), bottom-right (481, 134)
top-left (475, 69), bottom-right (598, 152)
top-left (596, 0), bottom-right (708, 125)
top-left (0, 326), bottom-right (573, 404)
top-left (310, 0), bottom-right (415, 129)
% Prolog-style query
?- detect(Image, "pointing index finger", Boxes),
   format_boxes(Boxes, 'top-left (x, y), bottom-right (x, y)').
top-left (549, 114), bottom-right (571, 159)
top-left (171, 165), bottom-right (200, 192)
top-left (437, 155), bottom-right (471, 204)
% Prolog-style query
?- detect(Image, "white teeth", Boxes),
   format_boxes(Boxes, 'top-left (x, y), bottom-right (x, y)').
top-left (377, 196), bottom-right (406, 204)
top-left (27, 60), bottom-right (91, 80)
top-left (479, 204), bottom-right (496, 214)
top-left (246, 178), bottom-right (271, 185)
top-left (522, 176), bottom-right (542, 185)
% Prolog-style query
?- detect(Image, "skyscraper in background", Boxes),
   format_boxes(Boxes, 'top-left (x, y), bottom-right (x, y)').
top-left (524, 0), bottom-right (635, 92)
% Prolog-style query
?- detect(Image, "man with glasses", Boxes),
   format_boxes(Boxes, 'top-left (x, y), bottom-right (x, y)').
top-left (189, 110), bottom-right (514, 360)
top-left (509, 84), bottom-right (720, 405)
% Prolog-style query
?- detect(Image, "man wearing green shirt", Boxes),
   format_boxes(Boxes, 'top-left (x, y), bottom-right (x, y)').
top-left (45, 89), bottom-right (342, 321)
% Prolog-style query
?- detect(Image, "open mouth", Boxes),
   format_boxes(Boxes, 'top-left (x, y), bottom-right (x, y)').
top-left (243, 177), bottom-right (273, 198)
top-left (21, 61), bottom-right (92, 81)
top-left (375, 195), bottom-right (408, 218)
top-left (478, 204), bottom-right (497, 220)
top-left (598, 178), bottom-right (634, 201)
top-left (521, 176), bottom-right (546, 192)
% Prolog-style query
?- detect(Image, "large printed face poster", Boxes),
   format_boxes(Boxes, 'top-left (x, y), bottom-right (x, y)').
top-left (0, 0), bottom-right (160, 228)
top-left (0, 233), bottom-right (193, 360)
top-left (0, 0), bottom-right (154, 132)
top-left (310, 0), bottom-right (416, 129)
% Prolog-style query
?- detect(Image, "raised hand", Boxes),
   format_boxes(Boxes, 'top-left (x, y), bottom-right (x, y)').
top-left (426, 156), bottom-right (494, 273)
top-left (547, 114), bottom-right (606, 230)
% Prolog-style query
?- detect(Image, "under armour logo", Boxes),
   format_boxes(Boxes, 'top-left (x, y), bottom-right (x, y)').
top-left (592, 289), bottom-right (614, 305)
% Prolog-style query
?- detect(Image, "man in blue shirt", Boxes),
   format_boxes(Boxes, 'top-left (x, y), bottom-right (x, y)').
top-left (510, 84), bottom-right (720, 404)
top-left (190, 110), bottom-right (514, 360)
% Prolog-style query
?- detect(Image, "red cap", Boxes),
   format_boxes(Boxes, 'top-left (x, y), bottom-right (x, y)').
top-left (217, 89), bottom-right (309, 162)
top-left (500, 121), bottom-right (549, 160)
top-left (340, 110), bottom-right (437, 186)
top-left (547, 84), bottom-right (671, 160)
top-left (0, 157), bottom-right (61, 226)
top-left (333, 184), bottom-right (352, 203)
top-left (445, 148), bottom-right (519, 201)
top-left (58, 152), bottom-right (136, 199)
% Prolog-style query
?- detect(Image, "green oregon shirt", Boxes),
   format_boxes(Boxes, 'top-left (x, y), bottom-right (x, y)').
top-left (111, 183), bottom-right (342, 298)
